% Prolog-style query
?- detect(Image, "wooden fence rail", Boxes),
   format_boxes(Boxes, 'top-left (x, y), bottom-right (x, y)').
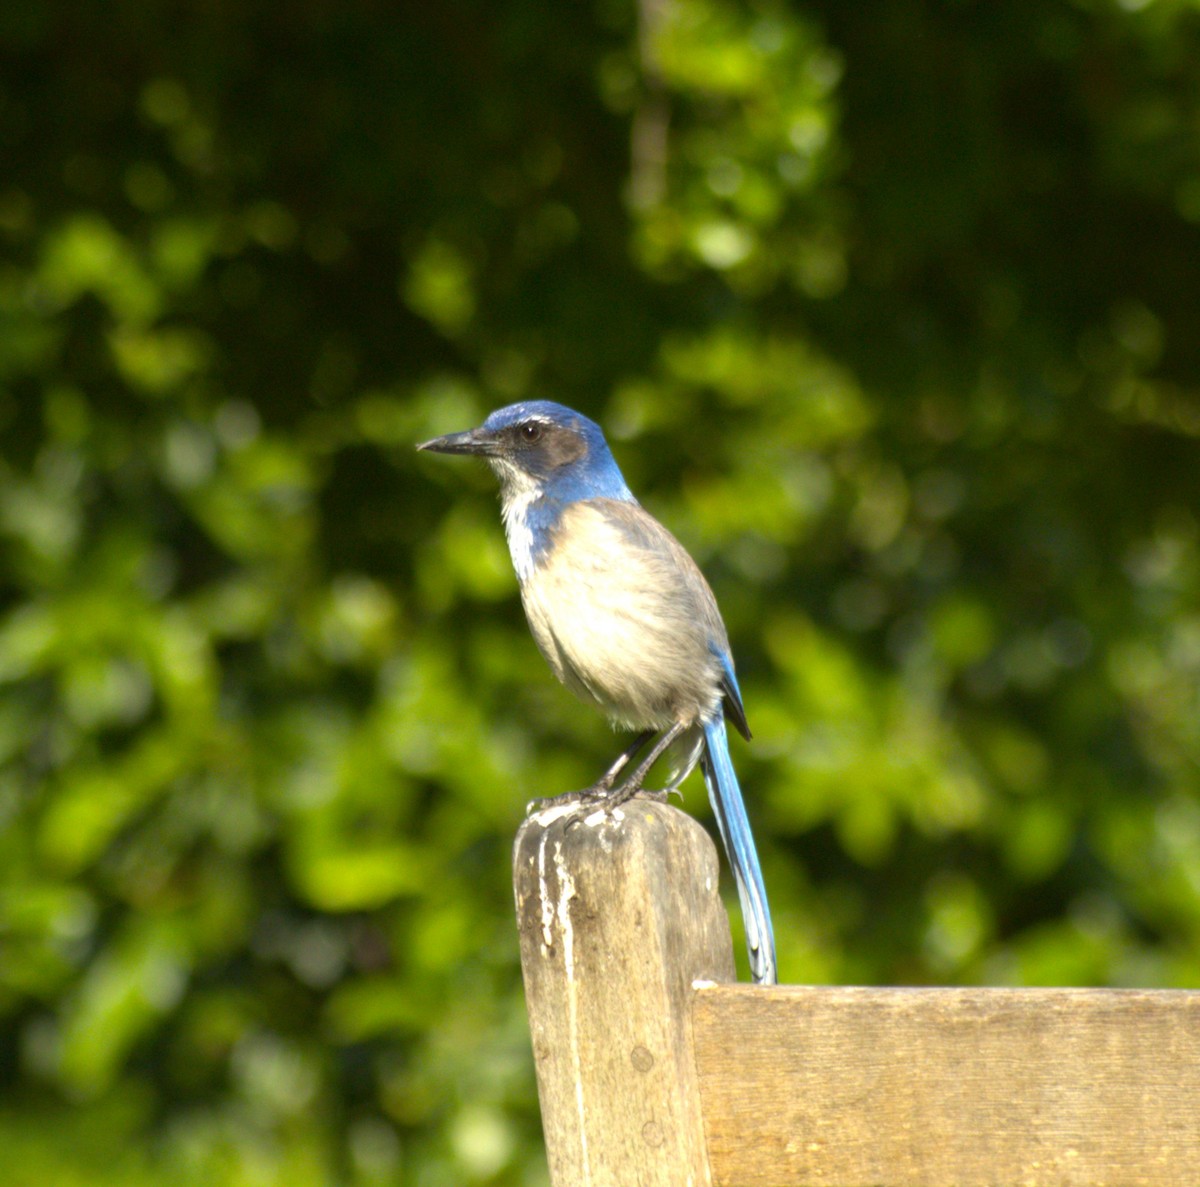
top-left (513, 799), bottom-right (1200, 1187)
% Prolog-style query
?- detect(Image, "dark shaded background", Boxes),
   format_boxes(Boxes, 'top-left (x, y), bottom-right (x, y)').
top-left (2, 1), bottom-right (1199, 1182)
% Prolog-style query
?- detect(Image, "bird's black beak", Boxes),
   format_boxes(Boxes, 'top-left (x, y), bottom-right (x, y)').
top-left (416, 426), bottom-right (498, 456)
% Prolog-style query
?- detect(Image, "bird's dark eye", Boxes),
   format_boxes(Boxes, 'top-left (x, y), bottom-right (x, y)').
top-left (520, 422), bottom-right (543, 444)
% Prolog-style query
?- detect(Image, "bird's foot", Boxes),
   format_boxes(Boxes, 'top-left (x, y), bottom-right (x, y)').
top-left (524, 782), bottom-right (613, 816)
top-left (609, 786), bottom-right (668, 808)
top-left (524, 728), bottom-right (673, 817)
top-left (594, 779), bottom-right (681, 810)
top-left (524, 781), bottom-right (675, 818)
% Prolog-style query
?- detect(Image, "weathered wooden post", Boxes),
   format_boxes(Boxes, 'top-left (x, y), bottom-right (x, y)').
top-left (513, 798), bottom-right (733, 1187)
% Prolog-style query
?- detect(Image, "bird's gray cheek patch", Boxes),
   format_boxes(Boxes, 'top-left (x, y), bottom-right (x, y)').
top-left (543, 426), bottom-right (588, 467)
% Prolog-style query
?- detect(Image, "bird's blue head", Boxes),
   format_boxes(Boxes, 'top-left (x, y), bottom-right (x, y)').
top-left (418, 400), bottom-right (633, 506)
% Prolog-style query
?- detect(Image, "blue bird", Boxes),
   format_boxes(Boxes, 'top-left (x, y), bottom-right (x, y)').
top-left (418, 400), bottom-right (777, 984)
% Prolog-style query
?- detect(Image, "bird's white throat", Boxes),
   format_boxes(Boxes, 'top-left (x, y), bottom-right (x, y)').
top-left (494, 461), bottom-right (543, 582)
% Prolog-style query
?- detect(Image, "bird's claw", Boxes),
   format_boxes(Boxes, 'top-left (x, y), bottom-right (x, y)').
top-left (525, 782), bottom-right (673, 818)
top-left (525, 788), bottom-right (602, 815)
top-left (602, 783), bottom-right (670, 809)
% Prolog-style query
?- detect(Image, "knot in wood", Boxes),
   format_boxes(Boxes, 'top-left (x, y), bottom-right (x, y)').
top-left (641, 1120), bottom-right (665, 1148)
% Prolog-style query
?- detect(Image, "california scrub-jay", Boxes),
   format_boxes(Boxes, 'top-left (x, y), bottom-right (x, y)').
top-left (418, 400), bottom-right (777, 984)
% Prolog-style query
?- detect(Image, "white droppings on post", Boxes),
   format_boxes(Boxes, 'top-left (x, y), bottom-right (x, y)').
top-left (536, 828), bottom-right (557, 949)
top-left (530, 801), bottom-right (585, 828)
top-left (552, 840), bottom-right (590, 1180)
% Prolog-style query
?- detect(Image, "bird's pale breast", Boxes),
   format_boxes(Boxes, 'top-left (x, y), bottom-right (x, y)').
top-left (517, 499), bottom-right (725, 730)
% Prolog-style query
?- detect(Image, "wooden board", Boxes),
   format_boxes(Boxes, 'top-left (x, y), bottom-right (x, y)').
top-left (693, 984), bottom-right (1200, 1187)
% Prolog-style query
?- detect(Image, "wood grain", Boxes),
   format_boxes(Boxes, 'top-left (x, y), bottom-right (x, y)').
top-left (693, 983), bottom-right (1200, 1186)
top-left (514, 798), bottom-right (736, 1187)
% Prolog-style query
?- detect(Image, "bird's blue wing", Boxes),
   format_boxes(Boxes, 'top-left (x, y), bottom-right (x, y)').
top-left (701, 713), bottom-right (776, 984)
top-left (712, 643), bottom-right (751, 741)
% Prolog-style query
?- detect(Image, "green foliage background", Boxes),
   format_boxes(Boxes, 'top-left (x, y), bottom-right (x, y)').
top-left (2, 0), bottom-right (1200, 1182)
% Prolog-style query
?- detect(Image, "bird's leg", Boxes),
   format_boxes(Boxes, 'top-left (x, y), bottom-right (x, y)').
top-left (606, 720), bottom-right (688, 807)
top-left (525, 729), bottom-right (655, 814)
top-left (589, 729), bottom-right (655, 795)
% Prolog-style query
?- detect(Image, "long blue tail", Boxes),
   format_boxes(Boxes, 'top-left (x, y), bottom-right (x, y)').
top-left (701, 716), bottom-right (777, 984)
